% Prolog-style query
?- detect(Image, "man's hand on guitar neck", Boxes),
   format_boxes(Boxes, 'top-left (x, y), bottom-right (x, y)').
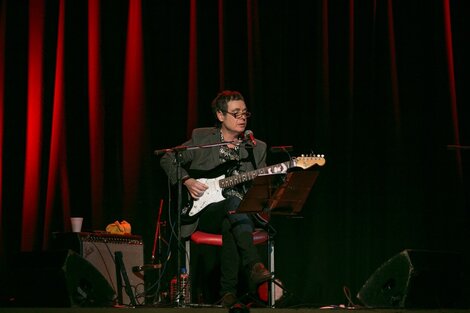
top-left (183, 177), bottom-right (208, 199)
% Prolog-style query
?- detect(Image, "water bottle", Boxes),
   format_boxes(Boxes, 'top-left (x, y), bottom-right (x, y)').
top-left (170, 267), bottom-right (191, 305)
top-left (180, 267), bottom-right (191, 304)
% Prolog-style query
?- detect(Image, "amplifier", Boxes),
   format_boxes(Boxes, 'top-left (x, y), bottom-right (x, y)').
top-left (52, 232), bottom-right (144, 306)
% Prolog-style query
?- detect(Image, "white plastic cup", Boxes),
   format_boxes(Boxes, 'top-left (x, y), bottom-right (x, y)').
top-left (70, 217), bottom-right (83, 232)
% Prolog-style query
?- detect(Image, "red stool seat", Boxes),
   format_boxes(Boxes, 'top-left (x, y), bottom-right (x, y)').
top-left (190, 229), bottom-right (269, 246)
top-left (185, 228), bottom-right (274, 305)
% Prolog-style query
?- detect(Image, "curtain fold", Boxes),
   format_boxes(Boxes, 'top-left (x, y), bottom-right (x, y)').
top-left (21, 0), bottom-right (45, 251)
top-left (187, 0), bottom-right (198, 136)
top-left (122, 0), bottom-right (145, 215)
top-left (443, 0), bottom-right (462, 179)
top-left (87, 0), bottom-right (104, 229)
top-left (43, 0), bottom-right (70, 250)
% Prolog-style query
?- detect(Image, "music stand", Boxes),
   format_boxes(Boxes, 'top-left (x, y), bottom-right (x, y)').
top-left (237, 170), bottom-right (319, 307)
top-left (237, 170), bottom-right (319, 216)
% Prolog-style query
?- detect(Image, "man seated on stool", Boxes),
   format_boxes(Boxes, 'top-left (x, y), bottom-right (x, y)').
top-left (160, 90), bottom-right (271, 307)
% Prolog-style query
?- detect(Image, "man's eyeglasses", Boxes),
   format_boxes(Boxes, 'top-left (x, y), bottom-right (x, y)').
top-left (222, 110), bottom-right (252, 119)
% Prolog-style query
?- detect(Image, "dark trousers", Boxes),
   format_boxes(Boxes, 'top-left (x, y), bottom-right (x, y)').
top-left (198, 196), bottom-right (261, 295)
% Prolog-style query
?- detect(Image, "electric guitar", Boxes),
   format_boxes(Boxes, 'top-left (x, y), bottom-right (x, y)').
top-left (181, 155), bottom-right (326, 223)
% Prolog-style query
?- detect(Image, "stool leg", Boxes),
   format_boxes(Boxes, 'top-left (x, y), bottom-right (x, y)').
top-left (269, 240), bottom-right (276, 308)
top-left (185, 240), bottom-right (191, 278)
top-left (268, 238), bottom-right (275, 307)
top-left (266, 236), bottom-right (292, 308)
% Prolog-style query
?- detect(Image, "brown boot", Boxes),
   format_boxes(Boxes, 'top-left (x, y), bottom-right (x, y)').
top-left (249, 262), bottom-right (272, 286)
top-left (221, 292), bottom-right (237, 308)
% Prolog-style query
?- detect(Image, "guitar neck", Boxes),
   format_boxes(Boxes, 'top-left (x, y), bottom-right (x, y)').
top-left (219, 160), bottom-right (292, 188)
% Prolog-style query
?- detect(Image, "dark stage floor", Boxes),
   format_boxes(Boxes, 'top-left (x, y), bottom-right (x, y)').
top-left (1, 308), bottom-right (470, 313)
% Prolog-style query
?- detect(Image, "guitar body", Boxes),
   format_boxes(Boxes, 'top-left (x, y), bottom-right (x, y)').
top-left (187, 175), bottom-right (226, 217)
top-left (181, 162), bottom-right (237, 224)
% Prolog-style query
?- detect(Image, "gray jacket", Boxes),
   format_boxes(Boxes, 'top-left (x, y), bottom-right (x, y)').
top-left (160, 127), bottom-right (267, 237)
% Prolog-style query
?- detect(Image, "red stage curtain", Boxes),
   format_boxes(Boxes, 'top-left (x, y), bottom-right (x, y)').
top-left (0, 0), bottom-right (468, 305)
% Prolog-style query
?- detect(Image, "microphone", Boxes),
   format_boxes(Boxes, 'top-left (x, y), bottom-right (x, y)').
top-left (244, 130), bottom-right (256, 146)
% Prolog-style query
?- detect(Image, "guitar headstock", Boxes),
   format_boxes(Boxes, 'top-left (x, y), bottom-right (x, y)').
top-left (293, 154), bottom-right (326, 169)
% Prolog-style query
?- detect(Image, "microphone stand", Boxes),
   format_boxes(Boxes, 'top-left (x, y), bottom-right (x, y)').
top-left (154, 140), bottom-right (242, 307)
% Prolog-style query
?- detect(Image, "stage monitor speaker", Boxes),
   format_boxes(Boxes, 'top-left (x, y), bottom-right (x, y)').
top-left (6, 249), bottom-right (115, 307)
top-left (357, 249), bottom-right (465, 309)
top-left (52, 232), bottom-right (144, 306)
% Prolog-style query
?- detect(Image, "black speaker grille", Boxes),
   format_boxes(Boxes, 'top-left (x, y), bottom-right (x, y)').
top-left (357, 249), bottom-right (465, 309)
top-left (6, 249), bottom-right (115, 307)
